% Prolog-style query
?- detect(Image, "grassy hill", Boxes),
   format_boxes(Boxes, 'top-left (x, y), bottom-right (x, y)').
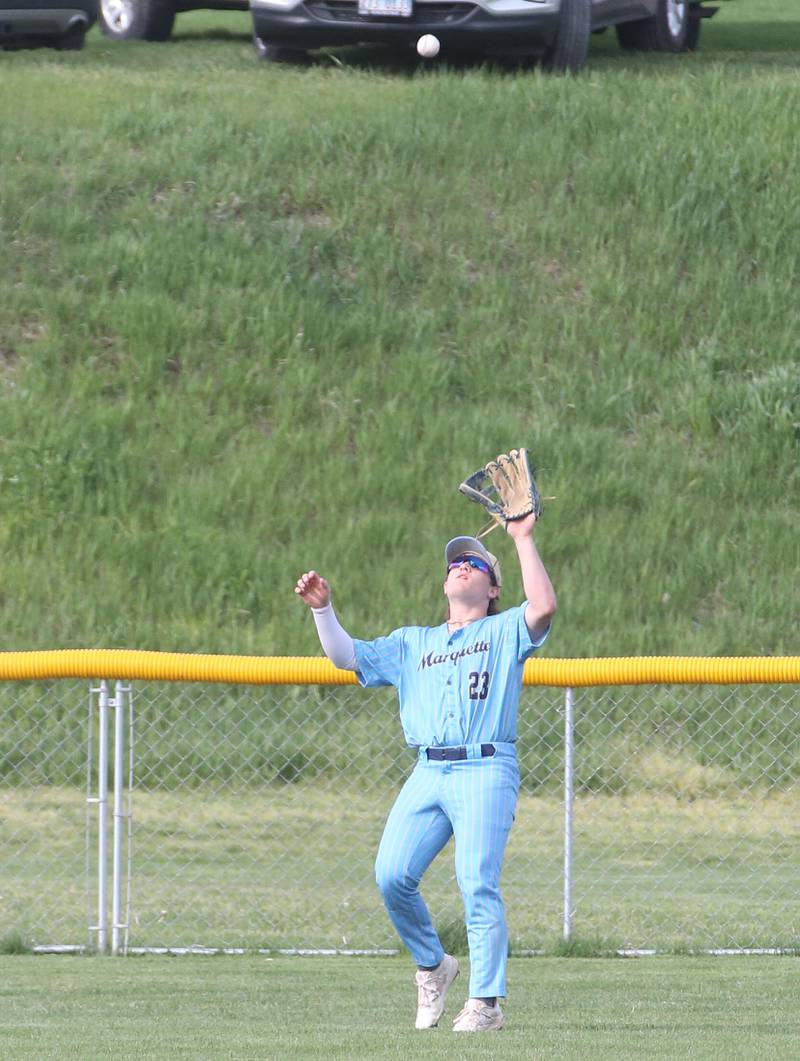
top-left (0, 1), bottom-right (797, 659)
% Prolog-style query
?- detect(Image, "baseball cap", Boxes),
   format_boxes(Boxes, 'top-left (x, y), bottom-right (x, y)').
top-left (445, 536), bottom-right (502, 589)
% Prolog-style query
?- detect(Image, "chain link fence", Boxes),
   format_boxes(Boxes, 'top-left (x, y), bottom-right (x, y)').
top-left (1, 677), bottom-right (798, 954)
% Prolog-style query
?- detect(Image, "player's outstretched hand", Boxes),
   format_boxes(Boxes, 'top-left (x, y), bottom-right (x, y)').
top-left (294, 571), bottom-right (332, 609)
top-left (505, 511), bottom-right (538, 540)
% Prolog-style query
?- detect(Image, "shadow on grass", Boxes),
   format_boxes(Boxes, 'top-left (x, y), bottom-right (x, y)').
top-left (163, 26), bottom-right (800, 81)
top-left (171, 29), bottom-right (251, 43)
top-left (164, 32), bottom-right (526, 75)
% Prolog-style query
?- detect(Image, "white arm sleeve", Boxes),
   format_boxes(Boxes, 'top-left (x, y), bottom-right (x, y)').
top-left (310, 602), bottom-right (357, 671)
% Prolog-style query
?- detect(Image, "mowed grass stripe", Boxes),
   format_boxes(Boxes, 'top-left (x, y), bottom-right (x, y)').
top-left (0, 954), bottom-right (799, 1059)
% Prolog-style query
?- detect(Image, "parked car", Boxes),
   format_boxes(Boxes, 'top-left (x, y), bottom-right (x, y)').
top-left (97, 0), bottom-right (245, 41)
top-left (1, 0), bottom-right (97, 48)
top-left (251, 0), bottom-right (720, 70)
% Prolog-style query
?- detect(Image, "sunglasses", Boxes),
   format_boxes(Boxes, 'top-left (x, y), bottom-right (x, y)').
top-left (447, 554), bottom-right (494, 580)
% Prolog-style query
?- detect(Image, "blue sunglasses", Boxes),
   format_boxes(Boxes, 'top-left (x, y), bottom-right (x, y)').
top-left (447, 554), bottom-right (495, 581)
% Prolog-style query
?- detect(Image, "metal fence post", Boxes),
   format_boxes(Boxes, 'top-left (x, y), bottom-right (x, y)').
top-left (563, 686), bottom-right (575, 943)
top-left (111, 681), bottom-right (126, 956)
top-left (89, 680), bottom-right (110, 953)
top-left (87, 679), bottom-right (133, 955)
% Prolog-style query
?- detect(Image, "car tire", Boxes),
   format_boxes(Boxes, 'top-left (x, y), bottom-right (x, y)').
top-left (99, 0), bottom-right (176, 41)
top-left (685, 8), bottom-right (702, 50)
top-left (616, 0), bottom-right (690, 52)
top-left (253, 32), bottom-right (307, 63)
top-left (541, 0), bottom-right (591, 74)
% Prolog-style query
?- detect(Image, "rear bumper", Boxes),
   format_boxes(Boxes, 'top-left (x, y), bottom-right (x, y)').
top-left (0, 5), bottom-right (95, 38)
top-left (251, 0), bottom-right (560, 50)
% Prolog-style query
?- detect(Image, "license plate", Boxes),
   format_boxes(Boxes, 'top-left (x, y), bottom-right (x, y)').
top-left (357, 0), bottom-right (413, 16)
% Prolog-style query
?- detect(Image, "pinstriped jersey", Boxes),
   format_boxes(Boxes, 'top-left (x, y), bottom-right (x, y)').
top-left (353, 602), bottom-right (548, 748)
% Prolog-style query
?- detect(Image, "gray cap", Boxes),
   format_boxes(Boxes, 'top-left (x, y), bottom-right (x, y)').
top-left (445, 536), bottom-right (501, 589)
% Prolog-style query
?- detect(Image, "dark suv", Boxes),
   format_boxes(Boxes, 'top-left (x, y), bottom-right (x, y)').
top-left (1, 0), bottom-right (97, 48)
top-left (250, 0), bottom-right (720, 71)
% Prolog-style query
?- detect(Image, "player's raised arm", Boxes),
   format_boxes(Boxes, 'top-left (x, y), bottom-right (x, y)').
top-left (505, 514), bottom-right (557, 643)
top-left (294, 571), bottom-right (357, 671)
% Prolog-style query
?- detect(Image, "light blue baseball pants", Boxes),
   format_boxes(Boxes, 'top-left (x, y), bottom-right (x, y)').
top-left (374, 742), bottom-right (519, 999)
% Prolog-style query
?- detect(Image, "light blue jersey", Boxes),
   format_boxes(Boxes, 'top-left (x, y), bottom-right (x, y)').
top-left (355, 603), bottom-right (550, 999)
top-left (353, 601), bottom-right (548, 747)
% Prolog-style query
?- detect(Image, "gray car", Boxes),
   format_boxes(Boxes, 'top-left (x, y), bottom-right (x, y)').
top-left (250, 0), bottom-right (720, 70)
top-left (1, 0), bottom-right (97, 48)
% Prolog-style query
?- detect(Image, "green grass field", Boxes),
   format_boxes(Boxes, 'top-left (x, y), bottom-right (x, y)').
top-left (2, 954), bottom-right (799, 1059)
top-left (2, 7), bottom-right (799, 1056)
top-left (1, 1), bottom-right (798, 659)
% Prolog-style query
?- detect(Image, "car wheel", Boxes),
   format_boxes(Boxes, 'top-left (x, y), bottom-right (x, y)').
top-left (685, 7), bottom-right (702, 50)
top-left (99, 0), bottom-right (176, 41)
top-left (616, 0), bottom-right (690, 52)
top-left (541, 0), bottom-right (591, 74)
top-left (253, 32), bottom-right (307, 63)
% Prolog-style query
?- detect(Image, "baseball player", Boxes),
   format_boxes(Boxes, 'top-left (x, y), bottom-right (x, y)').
top-left (295, 513), bottom-right (555, 1032)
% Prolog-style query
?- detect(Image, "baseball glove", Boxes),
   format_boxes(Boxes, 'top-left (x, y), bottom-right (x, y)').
top-left (459, 448), bottom-right (543, 538)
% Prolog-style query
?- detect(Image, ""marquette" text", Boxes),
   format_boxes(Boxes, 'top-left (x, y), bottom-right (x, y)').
top-left (418, 641), bottom-right (491, 670)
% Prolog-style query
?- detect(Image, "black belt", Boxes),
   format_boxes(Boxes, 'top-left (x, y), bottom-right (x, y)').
top-left (425, 744), bottom-right (496, 761)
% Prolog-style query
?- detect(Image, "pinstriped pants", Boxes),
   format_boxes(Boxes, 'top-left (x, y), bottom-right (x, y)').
top-left (374, 743), bottom-right (519, 998)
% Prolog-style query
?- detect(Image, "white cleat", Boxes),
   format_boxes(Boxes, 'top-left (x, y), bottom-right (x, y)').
top-left (452, 997), bottom-right (505, 1032)
top-left (414, 954), bottom-right (460, 1029)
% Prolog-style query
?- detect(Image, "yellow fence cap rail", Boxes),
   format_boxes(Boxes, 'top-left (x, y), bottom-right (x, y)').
top-left (525, 656), bottom-right (800, 687)
top-left (0, 650), bottom-right (798, 686)
top-left (0, 651), bottom-right (356, 685)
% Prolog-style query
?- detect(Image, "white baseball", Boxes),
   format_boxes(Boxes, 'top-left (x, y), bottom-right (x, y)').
top-left (416, 34), bottom-right (440, 59)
